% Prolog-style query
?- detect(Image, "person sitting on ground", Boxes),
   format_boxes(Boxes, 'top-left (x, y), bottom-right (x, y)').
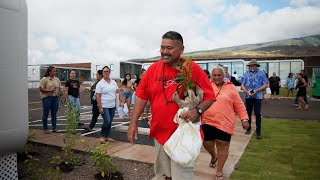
top-left (202, 66), bottom-right (249, 180)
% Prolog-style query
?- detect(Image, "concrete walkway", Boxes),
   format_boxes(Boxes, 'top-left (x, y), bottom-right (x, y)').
top-left (29, 119), bottom-right (254, 180)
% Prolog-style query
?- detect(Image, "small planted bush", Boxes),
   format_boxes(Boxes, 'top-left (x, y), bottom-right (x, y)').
top-left (23, 155), bottom-right (62, 180)
top-left (82, 140), bottom-right (118, 179)
top-left (58, 103), bottom-right (83, 172)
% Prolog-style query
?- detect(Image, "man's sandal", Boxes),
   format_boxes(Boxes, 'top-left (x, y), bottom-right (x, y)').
top-left (216, 175), bottom-right (223, 180)
top-left (209, 158), bottom-right (217, 168)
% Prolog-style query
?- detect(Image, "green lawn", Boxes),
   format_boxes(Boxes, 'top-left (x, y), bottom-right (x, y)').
top-left (277, 87), bottom-right (312, 97)
top-left (231, 119), bottom-right (320, 180)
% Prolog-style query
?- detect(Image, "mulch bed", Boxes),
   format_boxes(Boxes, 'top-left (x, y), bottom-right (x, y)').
top-left (17, 142), bottom-right (154, 180)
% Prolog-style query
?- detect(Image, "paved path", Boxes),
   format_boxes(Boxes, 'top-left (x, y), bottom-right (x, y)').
top-left (29, 118), bottom-right (254, 180)
top-left (28, 88), bottom-right (320, 179)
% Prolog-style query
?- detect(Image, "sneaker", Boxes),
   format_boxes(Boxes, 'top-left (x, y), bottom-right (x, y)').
top-left (245, 129), bottom-right (251, 135)
top-left (78, 122), bottom-right (84, 126)
top-left (256, 134), bottom-right (262, 139)
top-left (291, 103), bottom-right (298, 107)
top-left (84, 126), bottom-right (92, 132)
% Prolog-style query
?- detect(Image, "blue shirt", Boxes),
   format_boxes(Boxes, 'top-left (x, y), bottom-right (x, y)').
top-left (241, 70), bottom-right (268, 99)
top-left (286, 76), bottom-right (296, 89)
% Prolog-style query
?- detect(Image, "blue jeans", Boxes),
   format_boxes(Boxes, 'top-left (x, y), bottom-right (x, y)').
top-left (122, 92), bottom-right (133, 99)
top-left (42, 96), bottom-right (59, 130)
top-left (68, 95), bottom-right (81, 121)
top-left (89, 103), bottom-right (100, 129)
top-left (101, 107), bottom-right (116, 138)
top-left (245, 98), bottom-right (262, 135)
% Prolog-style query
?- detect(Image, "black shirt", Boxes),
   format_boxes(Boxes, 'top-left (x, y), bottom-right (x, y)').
top-left (65, 79), bottom-right (80, 98)
top-left (268, 76), bottom-right (281, 88)
top-left (303, 75), bottom-right (308, 83)
top-left (90, 81), bottom-right (98, 104)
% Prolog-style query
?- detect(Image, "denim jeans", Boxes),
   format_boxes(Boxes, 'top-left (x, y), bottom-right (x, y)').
top-left (68, 95), bottom-right (81, 121)
top-left (245, 98), bottom-right (262, 135)
top-left (101, 107), bottom-right (116, 138)
top-left (89, 103), bottom-right (100, 129)
top-left (42, 96), bottom-right (59, 130)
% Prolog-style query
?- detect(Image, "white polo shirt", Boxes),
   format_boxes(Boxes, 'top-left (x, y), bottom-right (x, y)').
top-left (95, 78), bottom-right (117, 108)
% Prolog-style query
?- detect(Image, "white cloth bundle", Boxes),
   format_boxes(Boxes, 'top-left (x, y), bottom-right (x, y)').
top-left (163, 107), bottom-right (202, 168)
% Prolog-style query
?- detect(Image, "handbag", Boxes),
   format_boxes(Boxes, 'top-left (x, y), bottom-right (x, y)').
top-left (266, 87), bottom-right (271, 94)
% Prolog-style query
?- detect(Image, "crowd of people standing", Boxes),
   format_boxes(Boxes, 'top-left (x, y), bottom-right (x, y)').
top-left (38, 31), bottom-right (311, 180)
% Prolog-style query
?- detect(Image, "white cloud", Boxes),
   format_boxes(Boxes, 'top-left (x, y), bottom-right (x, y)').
top-left (26, 0), bottom-right (320, 65)
top-left (41, 36), bottom-right (59, 52)
top-left (212, 6), bottom-right (320, 48)
top-left (224, 3), bottom-right (259, 22)
top-left (192, 0), bottom-right (226, 15)
top-left (28, 49), bottom-right (44, 65)
top-left (290, 0), bottom-right (320, 6)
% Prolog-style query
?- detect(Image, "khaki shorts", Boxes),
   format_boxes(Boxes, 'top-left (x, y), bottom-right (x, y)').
top-left (154, 139), bottom-right (194, 180)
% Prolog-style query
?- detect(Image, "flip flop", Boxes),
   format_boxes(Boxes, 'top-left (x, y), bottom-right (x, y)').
top-left (209, 158), bottom-right (217, 168)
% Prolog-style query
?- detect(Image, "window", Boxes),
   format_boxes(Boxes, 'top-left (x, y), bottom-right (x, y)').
top-left (268, 62), bottom-right (279, 78)
top-left (279, 62), bottom-right (290, 80)
top-left (231, 62), bottom-right (244, 78)
top-left (197, 63), bottom-right (207, 70)
top-left (259, 62), bottom-right (268, 76)
top-left (32, 69), bottom-right (36, 75)
top-left (208, 62), bottom-right (220, 73)
top-left (96, 65), bottom-right (100, 71)
top-left (110, 64), bottom-right (114, 71)
top-left (291, 61), bottom-right (302, 74)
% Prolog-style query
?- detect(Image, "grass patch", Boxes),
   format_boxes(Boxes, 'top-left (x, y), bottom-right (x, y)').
top-left (277, 87), bottom-right (312, 97)
top-left (231, 119), bottom-right (320, 180)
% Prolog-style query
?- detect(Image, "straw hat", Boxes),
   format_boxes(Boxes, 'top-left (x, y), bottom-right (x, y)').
top-left (247, 59), bottom-right (260, 67)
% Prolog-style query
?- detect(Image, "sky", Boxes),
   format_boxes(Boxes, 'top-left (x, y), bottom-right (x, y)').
top-left (27, 0), bottom-right (320, 65)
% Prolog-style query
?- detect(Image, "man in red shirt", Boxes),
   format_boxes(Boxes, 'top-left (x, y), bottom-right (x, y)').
top-left (127, 31), bottom-right (215, 180)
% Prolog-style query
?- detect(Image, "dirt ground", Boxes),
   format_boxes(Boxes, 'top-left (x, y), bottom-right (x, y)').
top-left (18, 143), bottom-right (155, 180)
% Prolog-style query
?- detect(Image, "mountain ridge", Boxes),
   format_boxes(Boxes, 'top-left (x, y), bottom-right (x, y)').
top-left (134, 34), bottom-right (320, 62)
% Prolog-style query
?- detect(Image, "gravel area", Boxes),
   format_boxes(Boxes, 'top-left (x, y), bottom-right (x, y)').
top-left (18, 143), bottom-right (155, 180)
